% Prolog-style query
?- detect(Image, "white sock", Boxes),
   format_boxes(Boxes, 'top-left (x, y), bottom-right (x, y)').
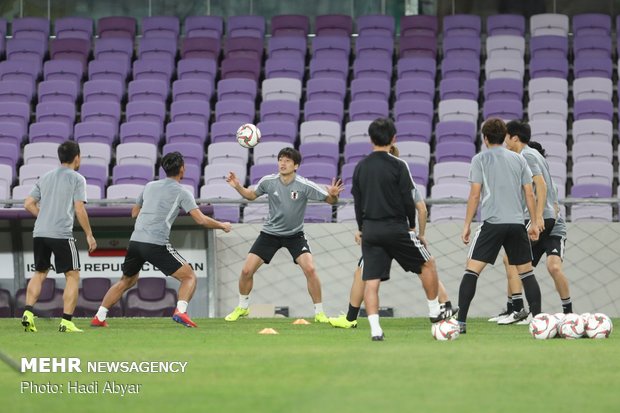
top-left (176, 300), bottom-right (188, 313)
top-left (313, 303), bottom-right (324, 315)
top-left (368, 314), bottom-right (383, 337)
top-left (238, 294), bottom-right (250, 309)
top-left (96, 306), bottom-right (108, 321)
top-left (428, 296), bottom-right (441, 317)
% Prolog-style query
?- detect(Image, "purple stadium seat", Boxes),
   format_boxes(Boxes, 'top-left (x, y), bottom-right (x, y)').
top-left (97, 16), bottom-right (136, 38)
top-left (254, 141), bottom-right (289, 164)
top-left (83, 79), bottom-right (123, 103)
top-left (185, 16), bottom-right (223, 38)
top-left (572, 78), bottom-right (612, 101)
top-left (209, 121), bottom-right (240, 144)
top-left (394, 120), bottom-right (432, 143)
top-left (528, 99), bottom-right (568, 121)
top-left (299, 142), bottom-right (339, 167)
top-left (50, 38), bottom-right (90, 69)
top-left (132, 58), bottom-right (174, 82)
top-left (112, 164), bottom-right (154, 185)
top-left (0, 60), bottom-right (38, 88)
top-left (397, 56), bottom-right (436, 80)
top-left (74, 121), bottom-right (116, 145)
top-left (260, 100), bottom-right (300, 124)
top-left (227, 15), bottom-right (265, 38)
top-left (0, 101), bottom-right (30, 132)
top-left (529, 35), bottom-right (568, 59)
top-left (528, 78), bottom-right (568, 101)
top-left (262, 78), bottom-right (302, 102)
top-left (443, 14), bottom-right (481, 37)
top-left (485, 57), bottom-right (525, 80)
top-left (355, 35), bottom-right (394, 59)
top-left (88, 58), bottom-right (130, 84)
top-left (435, 141), bottom-right (476, 163)
top-left (348, 99), bottom-right (389, 121)
top-left (79, 163), bottom-right (108, 193)
top-left (170, 100), bottom-right (211, 127)
top-left (570, 184), bottom-right (612, 198)
top-left (128, 79), bottom-right (169, 102)
top-left (204, 163), bottom-right (246, 186)
top-left (434, 162), bottom-right (471, 185)
top-left (181, 37), bottom-right (220, 61)
top-left (75, 278), bottom-right (122, 318)
top-left (442, 36), bottom-right (481, 59)
top-left (400, 15), bottom-right (437, 37)
top-left (303, 100), bottom-right (344, 124)
top-left (199, 184), bottom-right (242, 223)
top-left (435, 121), bottom-right (476, 144)
top-left (483, 99), bottom-right (523, 120)
top-left (125, 278), bottom-right (177, 317)
top-left (353, 57), bottom-right (392, 80)
top-left (540, 141), bottom-right (567, 164)
top-left (81, 101), bottom-right (122, 128)
top-left (29, 122), bottom-right (71, 143)
top-left (6, 38), bottom-right (45, 66)
top-left (221, 57), bottom-right (261, 81)
top-left (125, 101), bottom-right (165, 127)
top-left (572, 161), bottom-right (613, 186)
top-left (573, 35), bottom-right (612, 59)
top-left (297, 162), bottom-right (337, 184)
top-left (268, 36), bottom-right (307, 60)
top-left (142, 16), bottom-right (179, 38)
top-left (15, 278), bottom-right (63, 317)
top-left (264, 57), bottom-right (305, 80)
top-left (0, 121), bottom-right (24, 146)
top-left (225, 36), bottom-right (263, 60)
top-left (120, 121), bottom-right (161, 145)
top-left (438, 99), bottom-right (479, 124)
top-left (572, 141), bottom-right (613, 164)
top-left (0, 289), bottom-right (11, 318)
top-left (309, 56), bottom-right (349, 81)
top-left (177, 58), bottom-right (217, 83)
top-left (12, 16), bottom-right (49, 40)
top-left (315, 14), bottom-right (353, 37)
top-left (271, 15), bottom-right (310, 37)
top-left (529, 119), bottom-right (567, 145)
top-left (306, 78), bottom-right (346, 102)
top-left (256, 120), bottom-right (297, 144)
top-left (94, 37), bottom-right (133, 62)
top-left (395, 77), bottom-right (435, 101)
top-left (207, 142), bottom-right (249, 165)
top-left (0, 80), bottom-right (33, 103)
top-left (486, 35), bottom-right (525, 59)
top-left (351, 78), bottom-right (391, 101)
top-left (570, 205), bottom-right (613, 222)
top-left (35, 102), bottom-right (75, 130)
top-left (573, 57), bottom-right (613, 79)
top-left (486, 14), bottom-right (526, 36)
top-left (116, 142), bottom-right (157, 166)
top-left (344, 120), bottom-right (371, 144)
top-left (393, 99), bottom-right (434, 124)
top-left (399, 35), bottom-right (437, 58)
top-left (484, 78), bottom-right (523, 101)
top-left (106, 183), bottom-right (145, 199)
top-left (441, 57), bottom-right (480, 80)
top-left (344, 142), bottom-right (372, 164)
top-left (357, 15), bottom-right (395, 37)
top-left (572, 119), bottom-right (612, 144)
top-left (397, 141), bottom-right (431, 165)
top-left (573, 13), bottom-right (611, 37)
top-left (44, 59), bottom-right (83, 83)
top-left (165, 121), bottom-right (207, 145)
top-left (214, 100), bottom-right (254, 123)
top-left (573, 100), bottom-right (614, 121)
top-left (19, 164), bottom-right (57, 184)
top-left (312, 36), bottom-right (350, 60)
top-left (530, 13), bottom-right (569, 37)
top-left (300, 120), bottom-right (341, 144)
top-left (249, 163), bottom-right (278, 185)
top-left (439, 78), bottom-right (478, 100)
top-left (217, 78), bottom-right (257, 102)
top-left (37, 79), bottom-right (79, 103)
top-left (0, 143), bottom-right (20, 174)
top-left (54, 17), bottom-right (93, 40)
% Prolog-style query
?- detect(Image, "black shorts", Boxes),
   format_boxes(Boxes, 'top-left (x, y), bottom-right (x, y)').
top-left (33, 237), bottom-right (80, 274)
top-left (532, 235), bottom-right (566, 266)
top-left (122, 241), bottom-right (187, 276)
top-left (357, 256), bottom-right (390, 281)
top-left (249, 231), bottom-right (311, 264)
top-left (361, 220), bottom-right (431, 281)
top-left (526, 218), bottom-right (557, 267)
top-left (468, 222), bottom-right (532, 265)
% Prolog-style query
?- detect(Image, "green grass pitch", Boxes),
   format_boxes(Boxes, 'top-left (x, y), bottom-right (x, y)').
top-left (0, 317), bottom-right (617, 413)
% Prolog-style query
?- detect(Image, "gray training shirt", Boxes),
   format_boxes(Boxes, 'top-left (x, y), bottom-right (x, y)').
top-left (30, 166), bottom-right (87, 239)
top-left (255, 174), bottom-right (328, 236)
top-left (469, 146), bottom-right (533, 224)
top-left (131, 178), bottom-right (198, 245)
top-left (521, 145), bottom-right (557, 220)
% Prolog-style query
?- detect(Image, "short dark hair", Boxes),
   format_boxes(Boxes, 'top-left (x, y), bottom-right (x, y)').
top-left (368, 117), bottom-right (396, 147)
top-left (506, 119), bottom-right (531, 144)
top-left (161, 151), bottom-right (185, 177)
top-left (58, 140), bottom-right (80, 163)
top-left (528, 141), bottom-right (547, 158)
top-left (277, 147), bottom-right (302, 165)
top-left (481, 118), bottom-right (508, 145)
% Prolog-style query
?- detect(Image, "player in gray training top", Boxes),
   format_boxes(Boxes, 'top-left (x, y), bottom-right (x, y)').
top-left (224, 147), bottom-right (343, 323)
top-left (22, 140), bottom-right (97, 333)
top-left (91, 152), bottom-right (232, 328)
top-left (456, 118), bottom-right (542, 334)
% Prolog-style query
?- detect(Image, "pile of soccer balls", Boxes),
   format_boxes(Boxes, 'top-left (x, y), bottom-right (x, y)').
top-left (529, 312), bottom-right (613, 340)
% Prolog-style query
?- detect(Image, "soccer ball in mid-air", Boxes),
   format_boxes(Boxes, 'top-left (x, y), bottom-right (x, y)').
top-left (236, 123), bottom-right (261, 148)
top-left (529, 313), bottom-right (558, 340)
top-left (585, 313), bottom-right (613, 339)
top-left (557, 313), bottom-right (585, 339)
top-left (431, 318), bottom-right (460, 341)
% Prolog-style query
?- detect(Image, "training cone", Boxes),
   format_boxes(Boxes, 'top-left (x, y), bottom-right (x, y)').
top-left (292, 319), bottom-right (310, 325)
top-left (258, 328), bottom-right (279, 335)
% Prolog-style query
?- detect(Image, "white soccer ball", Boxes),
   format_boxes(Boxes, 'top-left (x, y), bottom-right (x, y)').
top-left (585, 313), bottom-right (613, 339)
top-left (236, 123), bottom-right (261, 148)
top-left (529, 313), bottom-right (558, 340)
top-left (431, 318), bottom-right (460, 341)
top-left (557, 313), bottom-right (585, 339)
top-left (580, 312), bottom-right (591, 329)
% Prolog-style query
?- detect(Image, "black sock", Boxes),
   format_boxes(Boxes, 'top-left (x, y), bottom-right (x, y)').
top-left (457, 270), bottom-right (479, 323)
top-left (506, 297), bottom-right (513, 313)
top-left (62, 313), bottom-right (73, 321)
top-left (561, 297), bottom-right (572, 314)
top-left (346, 303), bottom-right (360, 322)
top-left (520, 271), bottom-right (541, 316)
top-left (25, 305), bottom-right (34, 313)
top-left (511, 293), bottom-right (524, 312)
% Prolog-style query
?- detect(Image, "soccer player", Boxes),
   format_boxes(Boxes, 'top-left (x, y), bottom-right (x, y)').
top-left (223, 147), bottom-right (343, 323)
top-left (352, 118), bottom-right (450, 341)
top-left (22, 141), bottom-right (97, 333)
top-left (496, 140), bottom-right (572, 322)
top-left (457, 118), bottom-right (543, 334)
top-left (91, 152), bottom-right (232, 328)
top-left (329, 145), bottom-right (456, 329)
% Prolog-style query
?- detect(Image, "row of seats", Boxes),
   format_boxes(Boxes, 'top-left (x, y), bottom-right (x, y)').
top-left (0, 277), bottom-right (177, 318)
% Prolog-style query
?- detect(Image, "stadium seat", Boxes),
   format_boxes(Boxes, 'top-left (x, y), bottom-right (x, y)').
top-left (0, 288), bottom-right (11, 317)
top-left (125, 278), bottom-right (177, 317)
top-left (75, 278), bottom-right (123, 317)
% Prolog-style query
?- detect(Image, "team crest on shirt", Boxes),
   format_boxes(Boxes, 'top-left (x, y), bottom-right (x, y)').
top-left (290, 191), bottom-right (299, 200)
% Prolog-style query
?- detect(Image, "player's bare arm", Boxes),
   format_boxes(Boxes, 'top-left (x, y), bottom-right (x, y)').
top-left (74, 200), bottom-right (97, 253)
top-left (131, 204), bottom-right (141, 218)
top-left (325, 178), bottom-right (344, 204)
top-left (462, 183), bottom-right (481, 244)
top-left (416, 200), bottom-right (428, 247)
top-left (523, 183), bottom-right (540, 241)
top-left (226, 171), bottom-right (258, 200)
top-left (189, 208), bottom-right (232, 232)
top-left (532, 174), bottom-right (547, 231)
top-left (24, 196), bottom-right (39, 217)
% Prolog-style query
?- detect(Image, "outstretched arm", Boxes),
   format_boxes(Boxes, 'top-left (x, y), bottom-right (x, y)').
top-left (189, 208), bottom-right (232, 232)
top-left (226, 172), bottom-right (258, 201)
